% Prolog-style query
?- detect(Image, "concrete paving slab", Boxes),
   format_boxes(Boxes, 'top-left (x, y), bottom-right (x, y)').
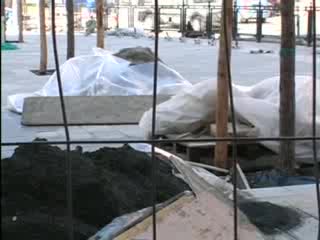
top-left (21, 95), bottom-right (171, 126)
top-left (36, 126), bottom-right (94, 140)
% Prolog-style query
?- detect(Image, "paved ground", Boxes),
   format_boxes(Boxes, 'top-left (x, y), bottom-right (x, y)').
top-left (1, 33), bottom-right (319, 157)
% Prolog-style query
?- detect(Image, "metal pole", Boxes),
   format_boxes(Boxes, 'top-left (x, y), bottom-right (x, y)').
top-left (233, 0), bottom-right (238, 41)
top-left (117, 0), bottom-right (119, 29)
top-left (307, 7), bottom-right (312, 46)
top-left (181, 0), bottom-right (185, 36)
top-left (105, 0), bottom-right (109, 30)
top-left (296, 7), bottom-right (299, 38)
top-left (127, 6), bottom-right (130, 27)
top-left (207, 1), bottom-right (212, 38)
top-left (158, 8), bottom-right (161, 32)
top-left (256, 0), bottom-right (262, 42)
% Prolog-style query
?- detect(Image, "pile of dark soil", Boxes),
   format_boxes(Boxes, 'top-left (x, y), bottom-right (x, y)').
top-left (239, 201), bottom-right (302, 235)
top-left (1, 139), bottom-right (189, 240)
top-left (113, 47), bottom-right (161, 65)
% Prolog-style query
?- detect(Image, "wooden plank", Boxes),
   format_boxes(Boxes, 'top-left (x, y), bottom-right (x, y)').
top-left (184, 160), bottom-right (229, 174)
top-left (279, 0), bottom-right (296, 173)
top-left (120, 148), bottom-right (266, 240)
top-left (166, 134), bottom-right (217, 148)
top-left (22, 95), bottom-right (170, 126)
top-left (165, 134), bottom-right (256, 148)
top-left (96, 0), bottom-right (104, 48)
top-left (214, 0), bottom-right (233, 168)
top-left (210, 123), bottom-right (258, 137)
top-left (39, 0), bottom-right (47, 74)
top-left (115, 194), bottom-right (195, 240)
top-left (235, 163), bottom-right (251, 190)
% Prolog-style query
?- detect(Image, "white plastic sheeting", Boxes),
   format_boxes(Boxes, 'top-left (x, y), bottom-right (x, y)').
top-left (7, 48), bottom-right (192, 113)
top-left (139, 76), bottom-right (320, 159)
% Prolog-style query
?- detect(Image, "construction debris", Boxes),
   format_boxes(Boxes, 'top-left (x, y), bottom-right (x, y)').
top-left (106, 28), bottom-right (145, 38)
top-left (249, 49), bottom-right (274, 54)
top-left (140, 76), bottom-right (320, 160)
top-left (194, 38), bottom-right (201, 45)
top-left (113, 47), bottom-right (160, 65)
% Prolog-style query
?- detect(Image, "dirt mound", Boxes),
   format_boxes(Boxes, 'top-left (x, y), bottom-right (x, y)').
top-left (239, 201), bottom-right (302, 235)
top-left (1, 139), bottom-right (189, 240)
top-left (113, 47), bottom-right (161, 65)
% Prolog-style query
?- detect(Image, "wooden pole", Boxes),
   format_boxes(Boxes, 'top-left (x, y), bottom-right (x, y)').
top-left (66, 0), bottom-right (75, 59)
top-left (279, 0), bottom-right (296, 173)
top-left (214, 0), bottom-right (233, 168)
top-left (17, 0), bottom-right (23, 42)
top-left (96, 0), bottom-right (104, 48)
top-left (39, 0), bottom-right (47, 74)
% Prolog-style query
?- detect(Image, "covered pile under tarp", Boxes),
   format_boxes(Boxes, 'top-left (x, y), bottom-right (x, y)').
top-left (8, 47), bottom-right (192, 113)
top-left (139, 76), bottom-right (320, 159)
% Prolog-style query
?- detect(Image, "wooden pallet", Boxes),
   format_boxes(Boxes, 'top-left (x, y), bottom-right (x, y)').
top-left (162, 133), bottom-right (264, 165)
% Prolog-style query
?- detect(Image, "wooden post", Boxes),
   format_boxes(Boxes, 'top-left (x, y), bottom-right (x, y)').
top-left (96, 0), bottom-right (104, 48)
top-left (1, 0), bottom-right (5, 44)
top-left (214, 0), bottom-right (233, 168)
top-left (39, 0), bottom-right (47, 74)
top-left (307, 8), bottom-right (312, 47)
top-left (17, 0), bottom-right (23, 42)
top-left (279, 0), bottom-right (296, 174)
top-left (66, 0), bottom-right (75, 59)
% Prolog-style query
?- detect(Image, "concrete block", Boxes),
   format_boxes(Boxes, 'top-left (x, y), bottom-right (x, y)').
top-left (22, 95), bottom-right (170, 126)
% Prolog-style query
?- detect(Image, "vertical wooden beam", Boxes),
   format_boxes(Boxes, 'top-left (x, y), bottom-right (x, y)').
top-left (66, 0), bottom-right (75, 59)
top-left (279, 0), bottom-right (296, 173)
top-left (214, 0), bottom-right (233, 168)
top-left (17, 0), bottom-right (23, 42)
top-left (39, 0), bottom-right (47, 74)
top-left (96, 0), bottom-right (104, 48)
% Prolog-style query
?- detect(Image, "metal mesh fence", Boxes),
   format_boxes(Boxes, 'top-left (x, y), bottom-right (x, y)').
top-left (1, 1), bottom-right (319, 240)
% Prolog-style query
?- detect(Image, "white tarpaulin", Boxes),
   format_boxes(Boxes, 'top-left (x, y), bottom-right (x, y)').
top-left (7, 48), bottom-right (192, 113)
top-left (139, 76), bottom-right (320, 159)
